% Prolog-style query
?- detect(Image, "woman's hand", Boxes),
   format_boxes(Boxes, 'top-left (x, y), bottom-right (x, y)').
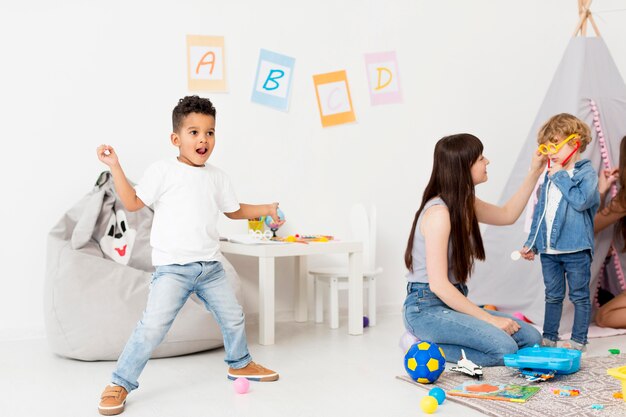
top-left (530, 149), bottom-right (548, 173)
top-left (487, 315), bottom-right (521, 335)
top-left (97, 144), bottom-right (119, 167)
top-left (599, 168), bottom-right (619, 196)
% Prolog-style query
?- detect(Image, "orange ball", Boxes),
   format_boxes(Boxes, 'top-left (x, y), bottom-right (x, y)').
top-left (483, 305), bottom-right (498, 311)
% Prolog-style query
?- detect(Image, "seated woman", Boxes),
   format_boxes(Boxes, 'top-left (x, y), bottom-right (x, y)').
top-left (594, 135), bottom-right (626, 329)
top-left (403, 133), bottom-right (543, 366)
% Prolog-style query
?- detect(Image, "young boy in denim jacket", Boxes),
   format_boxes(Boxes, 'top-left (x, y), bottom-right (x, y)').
top-left (520, 113), bottom-right (599, 351)
top-left (96, 96), bottom-right (281, 415)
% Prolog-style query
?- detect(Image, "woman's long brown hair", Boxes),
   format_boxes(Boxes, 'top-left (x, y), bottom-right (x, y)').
top-left (404, 134), bottom-right (486, 284)
top-left (611, 136), bottom-right (626, 249)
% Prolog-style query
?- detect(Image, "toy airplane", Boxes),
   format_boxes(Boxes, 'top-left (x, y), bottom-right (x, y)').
top-left (450, 349), bottom-right (483, 379)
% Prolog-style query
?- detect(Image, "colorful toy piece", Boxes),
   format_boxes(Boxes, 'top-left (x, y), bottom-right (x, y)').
top-left (519, 368), bottom-right (555, 382)
top-left (607, 366), bottom-right (626, 402)
top-left (404, 341), bottom-right (446, 384)
top-left (482, 305), bottom-right (498, 311)
top-left (512, 312), bottom-right (533, 323)
top-left (450, 349), bottom-right (483, 380)
top-left (429, 387), bottom-right (446, 404)
top-left (276, 234), bottom-right (334, 244)
top-left (233, 377), bottom-right (250, 394)
top-left (263, 208), bottom-right (285, 237)
top-left (552, 386), bottom-right (580, 396)
top-left (419, 395), bottom-right (438, 414)
top-left (363, 316), bottom-right (369, 328)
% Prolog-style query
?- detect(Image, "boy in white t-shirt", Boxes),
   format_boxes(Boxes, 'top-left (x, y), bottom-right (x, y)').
top-left (96, 96), bottom-right (282, 416)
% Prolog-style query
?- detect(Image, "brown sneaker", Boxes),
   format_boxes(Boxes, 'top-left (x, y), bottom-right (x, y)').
top-left (98, 384), bottom-right (128, 415)
top-left (228, 361), bottom-right (279, 382)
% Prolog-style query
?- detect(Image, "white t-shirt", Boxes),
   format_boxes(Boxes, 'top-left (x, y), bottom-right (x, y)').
top-left (545, 168), bottom-right (576, 254)
top-left (135, 158), bottom-right (240, 266)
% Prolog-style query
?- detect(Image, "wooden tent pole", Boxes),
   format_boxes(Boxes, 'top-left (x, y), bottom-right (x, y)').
top-left (572, 0), bottom-right (600, 38)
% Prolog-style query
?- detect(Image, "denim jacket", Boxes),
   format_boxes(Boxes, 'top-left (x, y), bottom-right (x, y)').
top-left (524, 159), bottom-right (599, 255)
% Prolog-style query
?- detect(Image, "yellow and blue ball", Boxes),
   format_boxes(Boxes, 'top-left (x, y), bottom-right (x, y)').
top-left (404, 340), bottom-right (446, 384)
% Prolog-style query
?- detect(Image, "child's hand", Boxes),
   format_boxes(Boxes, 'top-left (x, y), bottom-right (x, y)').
top-left (520, 246), bottom-right (535, 261)
top-left (268, 202), bottom-right (285, 226)
top-left (547, 161), bottom-right (562, 177)
top-left (97, 144), bottom-right (119, 167)
top-left (487, 315), bottom-right (521, 335)
top-left (599, 168), bottom-right (619, 195)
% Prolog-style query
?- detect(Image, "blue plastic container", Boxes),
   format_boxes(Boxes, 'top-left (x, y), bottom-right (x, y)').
top-left (503, 344), bottom-right (581, 375)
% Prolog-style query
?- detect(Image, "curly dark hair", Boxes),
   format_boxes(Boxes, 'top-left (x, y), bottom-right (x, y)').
top-left (172, 95), bottom-right (217, 132)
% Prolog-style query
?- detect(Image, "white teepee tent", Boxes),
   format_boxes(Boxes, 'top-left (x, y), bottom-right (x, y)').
top-left (469, 1), bottom-right (626, 335)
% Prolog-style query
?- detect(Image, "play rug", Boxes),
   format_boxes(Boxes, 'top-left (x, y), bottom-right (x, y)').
top-left (397, 354), bottom-right (626, 417)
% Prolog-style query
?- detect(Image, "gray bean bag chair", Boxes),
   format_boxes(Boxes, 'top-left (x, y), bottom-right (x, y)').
top-left (45, 171), bottom-right (241, 361)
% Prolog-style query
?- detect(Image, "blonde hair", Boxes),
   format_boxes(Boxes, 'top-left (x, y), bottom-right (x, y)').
top-left (537, 113), bottom-right (592, 153)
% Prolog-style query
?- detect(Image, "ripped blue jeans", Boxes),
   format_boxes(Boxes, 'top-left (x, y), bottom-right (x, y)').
top-left (403, 282), bottom-right (542, 366)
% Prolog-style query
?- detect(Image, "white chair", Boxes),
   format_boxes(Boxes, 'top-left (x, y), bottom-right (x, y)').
top-left (310, 204), bottom-right (382, 329)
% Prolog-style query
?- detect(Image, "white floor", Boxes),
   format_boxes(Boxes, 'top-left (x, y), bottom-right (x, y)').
top-left (2, 312), bottom-right (626, 417)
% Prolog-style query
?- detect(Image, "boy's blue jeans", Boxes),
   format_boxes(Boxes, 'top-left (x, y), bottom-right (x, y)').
top-left (540, 250), bottom-right (592, 345)
top-left (111, 261), bottom-right (251, 393)
top-left (403, 282), bottom-right (542, 366)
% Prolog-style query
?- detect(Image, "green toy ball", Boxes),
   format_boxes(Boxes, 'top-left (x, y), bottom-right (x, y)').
top-left (420, 395), bottom-right (438, 414)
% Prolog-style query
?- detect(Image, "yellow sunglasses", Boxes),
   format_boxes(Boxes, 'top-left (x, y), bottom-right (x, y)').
top-left (537, 133), bottom-right (580, 155)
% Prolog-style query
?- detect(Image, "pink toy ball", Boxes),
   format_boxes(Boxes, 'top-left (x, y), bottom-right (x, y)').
top-left (233, 377), bottom-right (250, 394)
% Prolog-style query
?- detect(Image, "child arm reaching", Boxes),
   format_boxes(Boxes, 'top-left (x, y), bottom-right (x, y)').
top-left (96, 144), bottom-right (146, 212)
top-left (224, 202), bottom-right (284, 226)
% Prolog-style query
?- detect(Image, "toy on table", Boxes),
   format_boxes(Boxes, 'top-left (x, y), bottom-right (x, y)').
top-left (276, 234), bottom-right (334, 244)
top-left (504, 344), bottom-right (581, 382)
top-left (450, 349), bottom-right (483, 380)
top-left (607, 365), bottom-right (626, 402)
top-left (263, 208), bottom-right (285, 238)
top-left (404, 340), bottom-right (446, 384)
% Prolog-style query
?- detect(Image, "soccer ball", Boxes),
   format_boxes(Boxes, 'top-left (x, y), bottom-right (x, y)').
top-left (404, 340), bottom-right (446, 384)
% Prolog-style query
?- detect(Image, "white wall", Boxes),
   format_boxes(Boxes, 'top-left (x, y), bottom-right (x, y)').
top-left (2, 0), bottom-right (625, 339)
